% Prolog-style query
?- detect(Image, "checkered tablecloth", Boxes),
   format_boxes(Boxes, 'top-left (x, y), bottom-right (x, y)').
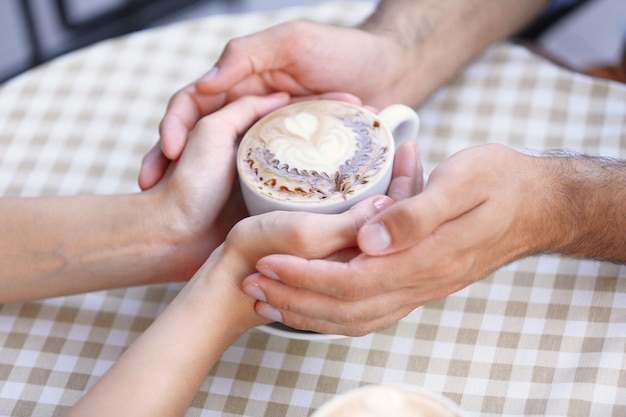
top-left (1, 2), bottom-right (625, 416)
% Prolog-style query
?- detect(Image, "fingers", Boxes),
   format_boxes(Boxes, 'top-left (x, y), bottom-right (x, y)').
top-left (291, 92), bottom-right (362, 105)
top-left (357, 151), bottom-right (489, 256)
top-left (242, 249), bottom-right (433, 336)
top-left (252, 241), bottom-right (409, 303)
top-left (146, 89), bottom-right (366, 191)
top-left (144, 84), bottom-right (228, 190)
top-left (168, 94), bottom-right (291, 202)
top-left (138, 141), bottom-right (169, 190)
top-left (158, 84), bottom-right (228, 161)
top-left (240, 145), bottom-right (529, 336)
top-left (387, 140), bottom-right (423, 202)
top-left (250, 277), bottom-right (421, 337)
top-left (356, 194), bottom-right (441, 256)
top-left (290, 92), bottom-right (383, 116)
top-left (241, 222), bottom-right (472, 336)
top-left (230, 195), bottom-right (394, 265)
top-left (192, 93), bottom-right (289, 145)
top-left (195, 22), bottom-right (307, 94)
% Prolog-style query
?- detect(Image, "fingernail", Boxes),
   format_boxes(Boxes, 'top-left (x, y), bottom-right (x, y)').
top-left (360, 222), bottom-right (392, 254)
top-left (258, 305), bottom-right (283, 323)
top-left (257, 266), bottom-right (280, 281)
top-left (243, 283), bottom-right (266, 302)
top-left (373, 196), bottom-right (390, 212)
top-left (199, 66), bottom-right (219, 83)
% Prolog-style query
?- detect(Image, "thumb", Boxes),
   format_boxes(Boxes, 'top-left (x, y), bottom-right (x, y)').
top-left (357, 175), bottom-right (462, 256)
top-left (356, 195), bottom-right (435, 256)
top-left (357, 156), bottom-right (490, 255)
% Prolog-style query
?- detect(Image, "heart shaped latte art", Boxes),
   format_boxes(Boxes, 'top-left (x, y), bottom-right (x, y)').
top-left (284, 112), bottom-right (318, 140)
top-left (271, 112), bottom-right (355, 174)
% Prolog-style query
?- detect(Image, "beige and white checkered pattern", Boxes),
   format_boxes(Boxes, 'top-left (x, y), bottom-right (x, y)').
top-left (1, 2), bottom-right (625, 416)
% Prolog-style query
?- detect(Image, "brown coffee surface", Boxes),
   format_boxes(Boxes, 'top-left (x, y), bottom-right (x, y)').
top-left (238, 100), bottom-right (392, 203)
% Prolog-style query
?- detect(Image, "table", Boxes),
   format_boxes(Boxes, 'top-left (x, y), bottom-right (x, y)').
top-left (1, 2), bottom-right (625, 416)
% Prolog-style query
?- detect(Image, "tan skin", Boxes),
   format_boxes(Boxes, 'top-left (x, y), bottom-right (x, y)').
top-left (0, 94), bottom-right (292, 302)
top-left (0, 92), bottom-right (390, 303)
top-left (139, 0), bottom-right (548, 190)
top-left (0, 93), bottom-right (423, 417)
top-left (65, 197), bottom-right (403, 417)
top-left (243, 145), bottom-right (626, 336)
top-left (2, 94), bottom-right (421, 414)
top-left (138, 0), bottom-right (625, 337)
top-left (63, 96), bottom-right (422, 416)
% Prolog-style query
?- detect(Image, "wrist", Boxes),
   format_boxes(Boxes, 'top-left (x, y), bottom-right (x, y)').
top-left (115, 191), bottom-right (199, 285)
top-left (188, 245), bottom-right (267, 334)
top-left (358, 1), bottom-right (434, 105)
top-left (142, 187), bottom-right (218, 283)
top-left (359, 0), bottom-right (548, 104)
top-left (67, 246), bottom-right (263, 417)
top-left (535, 152), bottom-right (626, 262)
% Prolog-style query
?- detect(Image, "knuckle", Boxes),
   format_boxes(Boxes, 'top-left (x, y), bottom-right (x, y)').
top-left (392, 202), bottom-right (421, 229)
top-left (439, 254), bottom-right (470, 277)
top-left (278, 20), bottom-right (318, 53)
top-left (344, 325), bottom-right (375, 338)
top-left (333, 303), bottom-right (370, 328)
top-left (278, 212), bottom-right (321, 253)
top-left (166, 85), bottom-right (187, 106)
top-left (282, 315), bottom-right (312, 333)
top-left (282, 19), bottom-right (315, 38)
top-left (331, 265), bottom-right (383, 302)
top-left (223, 36), bottom-right (247, 54)
top-left (330, 275), bottom-right (367, 302)
top-left (192, 114), bottom-right (215, 132)
top-left (335, 285), bottom-right (367, 302)
top-left (226, 217), bottom-right (254, 244)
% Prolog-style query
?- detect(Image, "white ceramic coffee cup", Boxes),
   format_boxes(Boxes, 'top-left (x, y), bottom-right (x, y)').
top-left (237, 99), bottom-right (419, 216)
top-left (311, 384), bottom-right (467, 417)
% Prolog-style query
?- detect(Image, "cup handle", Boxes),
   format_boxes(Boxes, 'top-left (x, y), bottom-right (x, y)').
top-left (377, 104), bottom-right (420, 144)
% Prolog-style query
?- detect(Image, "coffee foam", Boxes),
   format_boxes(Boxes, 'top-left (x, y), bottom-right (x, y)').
top-left (271, 112), bottom-right (355, 174)
top-left (238, 100), bottom-right (391, 204)
top-left (313, 386), bottom-right (461, 417)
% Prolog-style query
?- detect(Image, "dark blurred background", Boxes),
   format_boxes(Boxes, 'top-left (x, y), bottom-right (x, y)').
top-left (0, 0), bottom-right (340, 83)
top-left (0, 0), bottom-right (623, 85)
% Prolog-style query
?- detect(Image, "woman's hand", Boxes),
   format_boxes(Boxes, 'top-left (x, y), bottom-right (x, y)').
top-left (146, 93), bottom-right (291, 280)
top-left (66, 195), bottom-right (394, 417)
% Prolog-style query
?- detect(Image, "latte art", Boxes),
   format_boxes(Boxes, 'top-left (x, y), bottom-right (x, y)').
top-left (239, 100), bottom-right (392, 204)
top-left (271, 112), bottom-right (355, 174)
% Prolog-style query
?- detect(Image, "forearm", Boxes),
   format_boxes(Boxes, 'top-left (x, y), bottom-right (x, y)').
top-left (0, 192), bottom-right (187, 302)
top-left (65, 199), bottom-right (387, 415)
top-left (542, 152), bottom-right (626, 262)
top-left (360, 0), bottom-right (548, 104)
top-left (364, 0), bottom-right (549, 44)
top-left (66, 249), bottom-right (263, 417)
